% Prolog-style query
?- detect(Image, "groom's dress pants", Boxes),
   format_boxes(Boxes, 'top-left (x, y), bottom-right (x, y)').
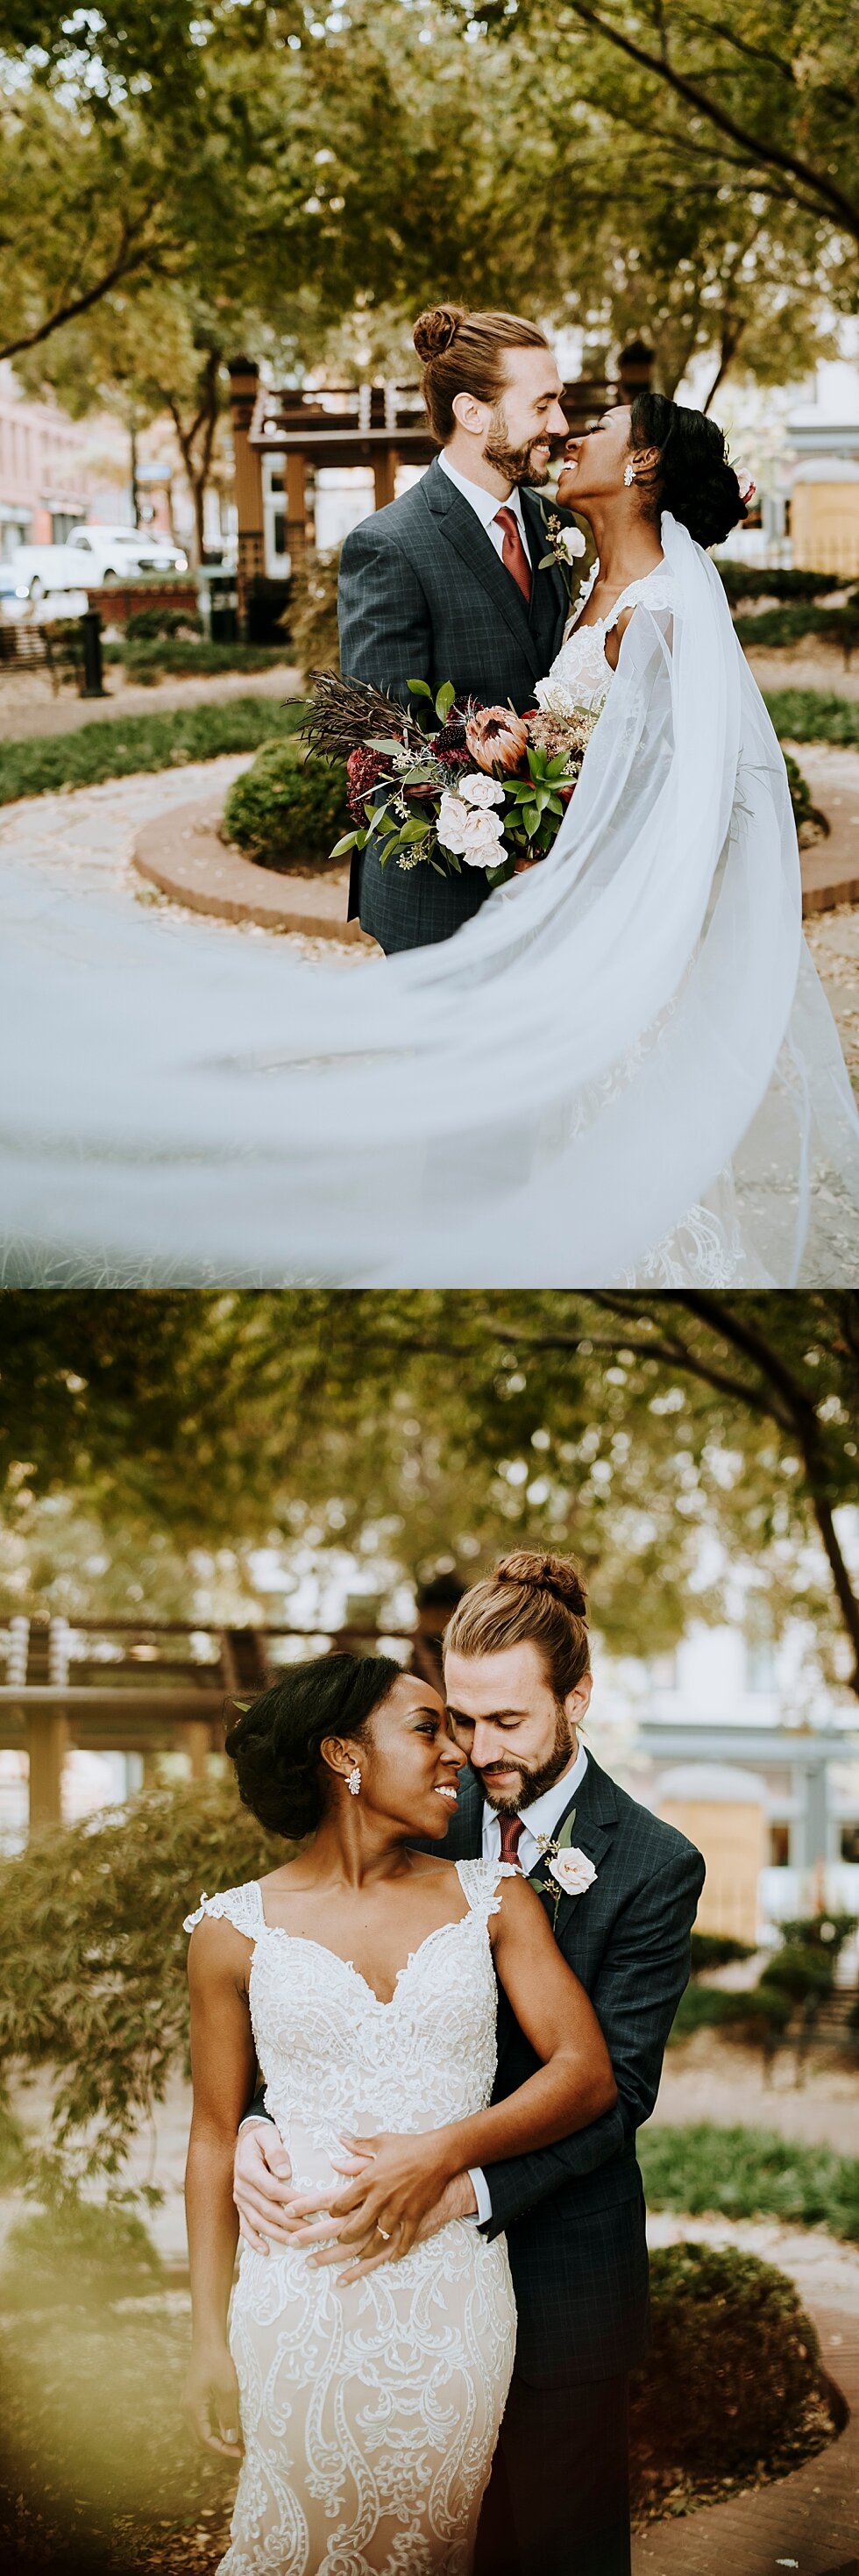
top-left (474, 2369), bottom-right (631, 2576)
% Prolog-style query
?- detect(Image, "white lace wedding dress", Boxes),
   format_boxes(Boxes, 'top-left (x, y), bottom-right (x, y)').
top-left (184, 1862), bottom-right (517, 2576)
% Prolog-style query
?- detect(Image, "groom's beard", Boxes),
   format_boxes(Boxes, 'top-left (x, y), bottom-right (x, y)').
top-left (477, 1707), bottom-right (575, 1817)
top-left (483, 409), bottom-right (554, 488)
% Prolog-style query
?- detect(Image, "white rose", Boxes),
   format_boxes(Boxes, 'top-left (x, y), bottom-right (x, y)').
top-left (460, 772), bottom-right (506, 810)
top-left (460, 808), bottom-right (506, 869)
top-left (557, 525), bottom-right (587, 561)
top-left (437, 793), bottom-right (471, 856)
top-left (547, 1847), bottom-right (598, 1896)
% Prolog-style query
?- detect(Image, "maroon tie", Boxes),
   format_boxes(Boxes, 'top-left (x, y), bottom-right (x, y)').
top-left (493, 506), bottom-right (532, 605)
top-left (498, 1813), bottom-right (524, 1871)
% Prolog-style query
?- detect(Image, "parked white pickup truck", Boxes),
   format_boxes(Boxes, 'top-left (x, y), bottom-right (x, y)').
top-left (11, 524), bottom-right (188, 601)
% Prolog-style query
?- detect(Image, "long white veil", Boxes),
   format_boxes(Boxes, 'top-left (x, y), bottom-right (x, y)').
top-left (2, 514), bottom-right (857, 1284)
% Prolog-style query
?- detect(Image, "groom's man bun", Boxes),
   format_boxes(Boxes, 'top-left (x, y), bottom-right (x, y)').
top-left (413, 302), bottom-right (551, 445)
top-left (444, 1548), bottom-right (590, 1700)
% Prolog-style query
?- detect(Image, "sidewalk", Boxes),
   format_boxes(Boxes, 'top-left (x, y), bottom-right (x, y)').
top-left (0, 661), bottom-right (301, 740)
top-left (633, 2302), bottom-right (857, 2576)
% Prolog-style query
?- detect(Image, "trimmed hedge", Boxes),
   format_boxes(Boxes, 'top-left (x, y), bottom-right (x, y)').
top-left (632, 2242), bottom-right (820, 2480)
top-left (223, 738), bottom-right (350, 871)
top-left (735, 601), bottom-right (859, 658)
top-left (763, 687), bottom-right (859, 745)
top-left (718, 561), bottom-right (843, 604)
top-left (669, 1980), bottom-right (792, 2045)
top-left (689, 1931), bottom-right (755, 1975)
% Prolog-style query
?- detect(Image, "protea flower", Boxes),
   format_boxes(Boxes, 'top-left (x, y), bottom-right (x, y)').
top-left (465, 706), bottom-right (529, 775)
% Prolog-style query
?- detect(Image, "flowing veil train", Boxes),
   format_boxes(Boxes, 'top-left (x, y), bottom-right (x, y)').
top-left (1, 515), bottom-right (857, 1285)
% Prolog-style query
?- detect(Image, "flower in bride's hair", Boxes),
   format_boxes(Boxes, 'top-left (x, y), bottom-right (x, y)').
top-left (465, 706), bottom-right (529, 775)
top-left (733, 462), bottom-right (756, 505)
top-left (460, 771), bottom-right (505, 810)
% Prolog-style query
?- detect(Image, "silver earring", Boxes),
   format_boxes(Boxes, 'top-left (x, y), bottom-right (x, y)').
top-left (346, 1764), bottom-right (361, 1797)
top-left (623, 464), bottom-right (635, 487)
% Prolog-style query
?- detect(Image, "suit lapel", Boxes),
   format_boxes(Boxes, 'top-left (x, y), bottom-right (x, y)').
top-left (421, 460), bottom-right (546, 678)
top-left (520, 486), bottom-right (568, 644)
top-left (527, 1754), bottom-right (620, 1939)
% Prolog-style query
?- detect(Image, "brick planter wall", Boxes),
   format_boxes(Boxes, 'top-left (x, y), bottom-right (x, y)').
top-left (89, 580), bottom-right (200, 625)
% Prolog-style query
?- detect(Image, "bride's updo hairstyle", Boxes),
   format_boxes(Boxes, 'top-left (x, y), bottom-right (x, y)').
top-left (444, 1549), bottom-right (590, 1702)
top-left (628, 391), bottom-right (747, 550)
top-left (414, 303), bottom-right (551, 445)
top-left (224, 1651), bottom-right (402, 1839)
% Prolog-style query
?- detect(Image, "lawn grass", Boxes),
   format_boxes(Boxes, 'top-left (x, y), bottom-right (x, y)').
top-left (639, 2119), bottom-right (859, 2241)
top-left (763, 687), bottom-right (859, 746)
top-left (0, 694), bottom-right (306, 806)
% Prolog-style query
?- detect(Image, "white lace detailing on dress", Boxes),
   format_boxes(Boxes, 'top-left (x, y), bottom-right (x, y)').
top-left (187, 1861), bottom-right (517, 2575)
top-left (535, 559), bottom-right (674, 717)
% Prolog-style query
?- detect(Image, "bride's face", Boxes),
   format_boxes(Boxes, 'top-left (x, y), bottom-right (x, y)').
top-left (556, 405), bottom-right (635, 509)
top-left (359, 1674), bottom-right (465, 1837)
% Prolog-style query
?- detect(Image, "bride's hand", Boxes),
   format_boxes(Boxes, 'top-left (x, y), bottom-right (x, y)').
top-left (288, 2128), bottom-right (457, 2274)
top-left (184, 2339), bottom-right (244, 2459)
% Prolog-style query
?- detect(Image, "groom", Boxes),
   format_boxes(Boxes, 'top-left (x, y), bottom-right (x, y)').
top-left (338, 303), bottom-right (591, 953)
top-left (233, 1551), bottom-right (705, 2576)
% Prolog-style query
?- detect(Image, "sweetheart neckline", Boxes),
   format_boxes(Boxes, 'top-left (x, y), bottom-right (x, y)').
top-left (252, 1904), bottom-right (481, 2010)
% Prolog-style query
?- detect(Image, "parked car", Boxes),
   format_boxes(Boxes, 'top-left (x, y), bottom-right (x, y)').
top-left (11, 526), bottom-right (188, 601)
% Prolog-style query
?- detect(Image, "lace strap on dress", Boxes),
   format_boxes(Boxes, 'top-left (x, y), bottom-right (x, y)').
top-left (183, 1880), bottom-right (265, 1939)
top-left (606, 567), bottom-right (673, 633)
top-left (455, 1857), bottom-right (520, 1921)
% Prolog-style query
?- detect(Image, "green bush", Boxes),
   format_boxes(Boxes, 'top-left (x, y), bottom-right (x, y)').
top-left (124, 607), bottom-right (202, 642)
top-left (735, 601), bottom-right (859, 658)
top-left (223, 739), bottom-right (350, 871)
top-left (632, 2243), bottom-right (820, 2480)
top-left (784, 750), bottom-right (828, 840)
top-left (690, 1931), bottom-right (756, 1975)
top-left (638, 2120), bottom-right (859, 2241)
top-left (763, 1941), bottom-right (834, 2003)
top-left (1, 2196), bottom-right (161, 2310)
top-left (123, 637), bottom-right (287, 684)
top-left (669, 1981), bottom-right (792, 2044)
top-left (718, 561), bottom-right (842, 604)
top-left (0, 1774), bottom-right (285, 2183)
top-left (779, 1910), bottom-right (856, 1958)
top-left (0, 695), bottom-right (306, 806)
top-left (764, 687), bottom-right (859, 746)
top-left (287, 546), bottom-right (341, 675)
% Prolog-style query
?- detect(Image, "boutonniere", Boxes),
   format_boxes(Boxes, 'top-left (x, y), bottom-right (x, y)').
top-left (537, 507), bottom-right (588, 598)
top-left (529, 1805), bottom-right (598, 1927)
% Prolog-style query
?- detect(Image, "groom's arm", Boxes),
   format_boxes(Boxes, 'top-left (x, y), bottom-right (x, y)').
top-left (481, 1842), bottom-right (705, 2240)
top-left (338, 517), bottom-right (433, 703)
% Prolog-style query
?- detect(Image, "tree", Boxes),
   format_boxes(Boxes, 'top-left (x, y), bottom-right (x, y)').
top-left (466, 1), bottom-right (859, 265)
top-left (2, 1293), bottom-right (857, 1683)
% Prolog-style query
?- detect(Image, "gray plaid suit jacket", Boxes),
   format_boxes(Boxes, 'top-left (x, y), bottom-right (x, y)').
top-left (437, 1754), bottom-right (705, 2386)
top-left (337, 455), bottom-right (583, 954)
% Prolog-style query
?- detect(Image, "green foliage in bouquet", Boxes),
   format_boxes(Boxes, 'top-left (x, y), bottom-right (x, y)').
top-left (224, 740), bottom-right (350, 872)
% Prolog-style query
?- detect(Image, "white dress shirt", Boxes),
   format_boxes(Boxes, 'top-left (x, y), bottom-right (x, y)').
top-left (469, 1740), bottom-right (590, 2225)
top-left (437, 446), bottom-right (532, 569)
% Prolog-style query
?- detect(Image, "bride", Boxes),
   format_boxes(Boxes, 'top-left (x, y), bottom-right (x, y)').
top-left (1, 392), bottom-right (857, 1284)
top-left (183, 1652), bottom-right (614, 2574)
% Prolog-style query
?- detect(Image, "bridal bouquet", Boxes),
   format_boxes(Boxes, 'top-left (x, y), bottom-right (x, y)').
top-left (303, 672), bottom-right (597, 886)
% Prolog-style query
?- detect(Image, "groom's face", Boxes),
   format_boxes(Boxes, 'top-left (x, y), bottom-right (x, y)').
top-left (444, 1640), bottom-right (592, 1816)
top-left (483, 347), bottom-right (569, 488)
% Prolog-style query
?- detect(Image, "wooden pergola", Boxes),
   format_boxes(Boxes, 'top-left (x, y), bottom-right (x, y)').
top-left (1, 1614), bottom-right (415, 1837)
top-left (227, 352), bottom-right (652, 621)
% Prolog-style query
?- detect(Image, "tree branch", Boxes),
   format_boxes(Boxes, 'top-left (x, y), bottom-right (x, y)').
top-left (561, 3), bottom-right (859, 242)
